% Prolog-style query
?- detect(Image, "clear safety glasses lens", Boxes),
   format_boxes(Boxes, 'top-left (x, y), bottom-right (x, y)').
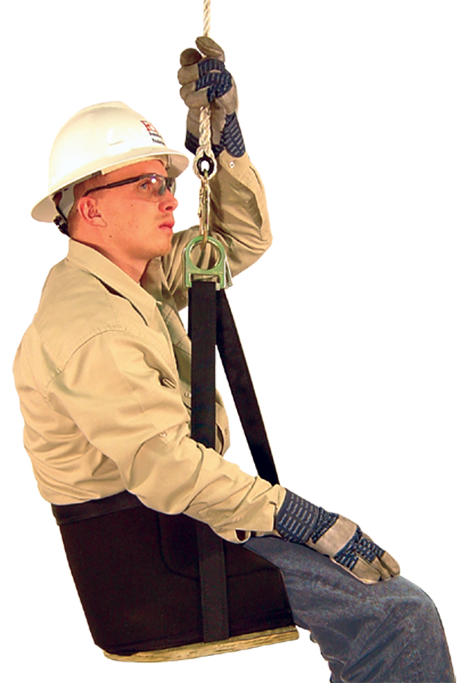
top-left (83, 174), bottom-right (176, 199)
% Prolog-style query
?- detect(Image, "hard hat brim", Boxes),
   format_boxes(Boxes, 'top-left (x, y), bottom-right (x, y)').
top-left (31, 147), bottom-right (190, 223)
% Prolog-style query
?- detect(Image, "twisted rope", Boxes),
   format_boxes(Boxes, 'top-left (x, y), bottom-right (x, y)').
top-left (203, 0), bottom-right (211, 36)
top-left (197, 0), bottom-right (216, 174)
top-left (194, 0), bottom-right (217, 251)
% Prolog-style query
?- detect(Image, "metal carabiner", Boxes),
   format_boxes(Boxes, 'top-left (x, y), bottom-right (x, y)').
top-left (198, 173), bottom-right (211, 251)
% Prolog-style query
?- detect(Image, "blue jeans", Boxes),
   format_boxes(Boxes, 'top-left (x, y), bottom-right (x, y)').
top-left (245, 536), bottom-right (455, 683)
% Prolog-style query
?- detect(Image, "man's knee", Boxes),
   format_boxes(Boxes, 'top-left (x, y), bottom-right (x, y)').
top-left (405, 586), bottom-right (440, 629)
top-left (392, 581), bottom-right (451, 669)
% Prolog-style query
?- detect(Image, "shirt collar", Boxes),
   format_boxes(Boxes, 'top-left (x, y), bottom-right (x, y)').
top-left (66, 240), bottom-right (158, 326)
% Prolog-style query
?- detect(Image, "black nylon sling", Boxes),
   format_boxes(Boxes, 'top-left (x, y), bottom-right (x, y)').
top-left (189, 281), bottom-right (229, 643)
top-left (216, 289), bottom-right (279, 486)
top-left (188, 281), bottom-right (279, 643)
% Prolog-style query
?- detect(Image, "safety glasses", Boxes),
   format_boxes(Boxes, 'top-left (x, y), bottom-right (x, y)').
top-left (83, 173), bottom-right (176, 200)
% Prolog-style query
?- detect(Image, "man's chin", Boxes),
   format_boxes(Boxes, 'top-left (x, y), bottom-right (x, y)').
top-left (149, 239), bottom-right (174, 260)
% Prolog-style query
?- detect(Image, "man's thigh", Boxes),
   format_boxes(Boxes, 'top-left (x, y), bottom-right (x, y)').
top-left (245, 536), bottom-right (454, 683)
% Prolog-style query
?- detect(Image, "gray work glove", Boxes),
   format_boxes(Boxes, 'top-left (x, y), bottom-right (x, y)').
top-left (178, 36), bottom-right (245, 158)
top-left (276, 490), bottom-right (400, 584)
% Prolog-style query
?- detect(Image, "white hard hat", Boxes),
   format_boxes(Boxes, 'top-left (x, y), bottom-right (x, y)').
top-left (32, 101), bottom-right (189, 223)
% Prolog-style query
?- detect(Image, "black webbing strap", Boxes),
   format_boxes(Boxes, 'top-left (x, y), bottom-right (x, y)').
top-left (216, 290), bottom-right (279, 487)
top-left (189, 280), bottom-right (217, 447)
top-left (188, 280), bottom-right (229, 643)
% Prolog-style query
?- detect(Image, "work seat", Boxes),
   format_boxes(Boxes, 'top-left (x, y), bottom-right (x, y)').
top-left (53, 492), bottom-right (298, 660)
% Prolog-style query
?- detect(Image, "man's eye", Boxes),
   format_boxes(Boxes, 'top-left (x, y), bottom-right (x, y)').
top-left (139, 180), bottom-right (151, 190)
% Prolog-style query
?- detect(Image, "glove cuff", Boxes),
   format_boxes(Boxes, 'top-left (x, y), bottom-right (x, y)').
top-left (220, 113), bottom-right (245, 158)
top-left (276, 491), bottom-right (341, 546)
top-left (275, 490), bottom-right (320, 544)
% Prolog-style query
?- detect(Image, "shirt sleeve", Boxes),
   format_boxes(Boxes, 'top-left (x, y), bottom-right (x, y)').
top-left (47, 329), bottom-right (285, 543)
top-left (143, 151), bottom-right (273, 310)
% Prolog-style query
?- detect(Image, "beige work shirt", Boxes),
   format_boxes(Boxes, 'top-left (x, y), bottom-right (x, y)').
top-left (14, 151), bottom-right (285, 543)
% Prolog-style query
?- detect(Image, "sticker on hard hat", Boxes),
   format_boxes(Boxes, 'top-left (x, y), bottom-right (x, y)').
top-left (141, 120), bottom-right (166, 147)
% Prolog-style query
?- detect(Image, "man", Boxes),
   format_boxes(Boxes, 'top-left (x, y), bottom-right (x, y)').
top-left (14, 37), bottom-right (454, 681)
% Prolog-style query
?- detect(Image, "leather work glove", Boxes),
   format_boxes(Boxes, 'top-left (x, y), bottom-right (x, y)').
top-left (276, 490), bottom-right (400, 584)
top-left (178, 36), bottom-right (245, 158)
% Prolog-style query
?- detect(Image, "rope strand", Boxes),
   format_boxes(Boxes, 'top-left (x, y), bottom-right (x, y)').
top-left (193, 0), bottom-right (217, 248)
top-left (203, 0), bottom-right (211, 36)
top-left (194, 0), bottom-right (216, 179)
top-left (200, 0), bottom-right (214, 160)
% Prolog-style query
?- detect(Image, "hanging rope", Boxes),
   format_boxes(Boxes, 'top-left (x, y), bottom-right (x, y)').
top-left (197, 0), bottom-right (215, 154)
top-left (195, 0), bottom-right (215, 174)
top-left (193, 0), bottom-right (218, 250)
top-left (203, 0), bottom-right (211, 35)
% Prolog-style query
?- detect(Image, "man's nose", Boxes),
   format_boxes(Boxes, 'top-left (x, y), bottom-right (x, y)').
top-left (159, 190), bottom-right (178, 212)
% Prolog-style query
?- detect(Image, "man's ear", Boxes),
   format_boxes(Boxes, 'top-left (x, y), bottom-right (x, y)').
top-left (77, 196), bottom-right (106, 226)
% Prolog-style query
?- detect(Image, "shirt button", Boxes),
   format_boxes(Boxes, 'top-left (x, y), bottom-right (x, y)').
top-left (159, 431), bottom-right (167, 438)
top-left (229, 161), bottom-right (235, 169)
top-left (184, 391), bottom-right (192, 398)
